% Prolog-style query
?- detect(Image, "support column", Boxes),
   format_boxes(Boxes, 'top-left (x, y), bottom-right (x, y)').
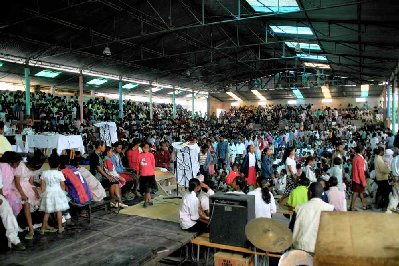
top-left (79, 73), bottom-right (84, 123)
top-left (382, 85), bottom-right (387, 125)
top-left (24, 67), bottom-right (31, 116)
top-left (50, 86), bottom-right (55, 95)
top-left (191, 91), bottom-right (195, 119)
top-left (118, 79), bottom-right (123, 119)
top-left (149, 87), bottom-right (153, 120)
top-left (388, 83), bottom-right (392, 129)
top-left (172, 89), bottom-right (176, 119)
top-left (90, 90), bottom-right (95, 97)
top-left (393, 78), bottom-right (396, 132)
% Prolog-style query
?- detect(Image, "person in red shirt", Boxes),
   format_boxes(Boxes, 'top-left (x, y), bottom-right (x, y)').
top-left (155, 141), bottom-right (171, 170)
top-left (126, 139), bottom-right (141, 172)
top-left (137, 143), bottom-right (157, 208)
top-left (349, 145), bottom-right (367, 211)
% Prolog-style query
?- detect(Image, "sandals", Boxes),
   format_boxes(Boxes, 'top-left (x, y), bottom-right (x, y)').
top-left (25, 232), bottom-right (34, 240)
top-left (40, 227), bottom-right (58, 235)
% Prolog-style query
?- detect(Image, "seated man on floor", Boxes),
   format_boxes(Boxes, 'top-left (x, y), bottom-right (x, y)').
top-left (179, 178), bottom-right (209, 233)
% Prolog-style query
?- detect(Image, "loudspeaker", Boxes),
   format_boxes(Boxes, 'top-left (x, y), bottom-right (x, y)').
top-left (209, 192), bottom-right (255, 248)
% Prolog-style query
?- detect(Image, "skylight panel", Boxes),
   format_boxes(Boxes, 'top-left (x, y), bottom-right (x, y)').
top-left (247, 0), bottom-right (300, 13)
top-left (303, 62), bottom-right (330, 69)
top-left (270, 26), bottom-right (313, 35)
top-left (285, 42), bottom-right (321, 51)
top-left (167, 90), bottom-right (184, 95)
top-left (122, 83), bottom-right (139, 89)
top-left (297, 53), bottom-right (327, 61)
top-left (292, 87), bottom-right (304, 99)
top-left (145, 87), bottom-right (163, 93)
top-left (87, 78), bottom-right (108, 86)
top-left (35, 69), bottom-right (62, 78)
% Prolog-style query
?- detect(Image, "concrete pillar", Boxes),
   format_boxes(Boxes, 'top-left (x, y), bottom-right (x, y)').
top-left (393, 78), bottom-right (396, 132)
top-left (50, 86), bottom-right (55, 95)
top-left (118, 79), bottom-right (123, 119)
top-left (172, 89), bottom-right (176, 119)
top-left (79, 74), bottom-right (84, 123)
top-left (191, 91), bottom-right (195, 119)
top-left (149, 87), bottom-right (153, 120)
top-left (388, 83), bottom-right (392, 129)
top-left (24, 67), bottom-right (31, 116)
top-left (90, 90), bottom-right (95, 97)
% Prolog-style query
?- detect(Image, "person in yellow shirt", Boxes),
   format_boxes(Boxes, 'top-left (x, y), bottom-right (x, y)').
top-left (287, 174), bottom-right (310, 209)
top-left (0, 121), bottom-right (12, 156)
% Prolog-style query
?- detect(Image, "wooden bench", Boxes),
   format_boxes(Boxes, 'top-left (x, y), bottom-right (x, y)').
top-left (191, 233), bottom-right (282, 265)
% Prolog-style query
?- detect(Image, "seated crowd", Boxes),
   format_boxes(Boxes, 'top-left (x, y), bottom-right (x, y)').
top-left (0, 89), bottom-right (396, 256)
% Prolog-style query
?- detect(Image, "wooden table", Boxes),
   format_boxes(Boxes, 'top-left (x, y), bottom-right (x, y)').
top-left (191, 233), bottom-right (281, 265)
top-left (314, 212), bottom-right (399, 266)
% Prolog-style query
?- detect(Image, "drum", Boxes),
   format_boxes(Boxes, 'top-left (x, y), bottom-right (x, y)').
top-left (278, 250), bottom-right (313, 266)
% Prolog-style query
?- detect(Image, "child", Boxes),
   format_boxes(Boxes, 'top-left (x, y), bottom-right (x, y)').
top-left (137, 143), bottom-right (157, 208)
top-left (40, 153), bottom-right (69, 234)
top-left (226, 163), bottom-right (240, 186)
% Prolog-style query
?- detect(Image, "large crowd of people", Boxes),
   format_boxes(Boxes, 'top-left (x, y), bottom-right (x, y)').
top-left (0, 89), bottom-right (397, 256)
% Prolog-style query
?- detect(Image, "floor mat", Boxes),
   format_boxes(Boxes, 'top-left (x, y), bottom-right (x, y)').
top-left (119, 196), bottom-right (181, 223)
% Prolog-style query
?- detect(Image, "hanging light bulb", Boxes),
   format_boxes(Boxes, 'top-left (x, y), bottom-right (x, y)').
top-left (103, 45), bottom-right (111, 56)
top-left (295, 42), bottom-right (302, 53)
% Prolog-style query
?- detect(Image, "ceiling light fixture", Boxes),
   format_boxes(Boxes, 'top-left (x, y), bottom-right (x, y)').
top-left (103, 45), bottom-right (111, 56)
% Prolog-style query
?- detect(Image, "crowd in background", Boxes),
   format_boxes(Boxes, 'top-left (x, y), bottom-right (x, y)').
top-left (0, 89), bottom-right (397, 254)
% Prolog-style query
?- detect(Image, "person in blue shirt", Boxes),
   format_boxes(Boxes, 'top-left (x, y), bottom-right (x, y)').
top-left (261, 148), bottom-right (273, 180)
top-left (216, 136), bottom-right (228, 170)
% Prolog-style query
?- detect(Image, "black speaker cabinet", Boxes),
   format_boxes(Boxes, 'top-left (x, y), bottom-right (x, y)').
top-left (209, 192), bottom-right (255, 248)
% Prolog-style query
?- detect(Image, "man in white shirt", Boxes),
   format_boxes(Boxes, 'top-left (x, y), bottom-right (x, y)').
top-left (0, 172), bottom-right (25, 250)
top-left (235, 139), bottom-right (246, 164)
top-left (292, 182), bottom-right (334, 253)
top-left (179, 178), bottom-right (209, 232)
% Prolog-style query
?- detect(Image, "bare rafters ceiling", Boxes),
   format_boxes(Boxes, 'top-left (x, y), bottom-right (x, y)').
top-left (0, 0), bottom-right (397, 99)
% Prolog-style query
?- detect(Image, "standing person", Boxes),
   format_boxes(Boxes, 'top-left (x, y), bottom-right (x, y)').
top-left (329, 157), bottom-right (344, 191)
top-left (235, 139), bottom-right (246, 165)
top-left (374, 147), bottom-right (391, 210)
top-left (260, 148), bottom-right (273, 181)
top-left (40, 153), bottom-right (69, 234)
top-left (137, 143), bottom-right (157, 208)
top-left (349, 145), bottom-right (367, 211)
top-left (292, 183), bottom-right (334, 253)
top-left (241, 145), bottom-right (259, 187)
top-left (280, 147), bottom-right (297, 203)
top-left (198, 144), bottom-right (211, 182)
top-left (216, 136), bottom-right (228, 170)
top-left (228, 139), bottom-right (237, 167)
top-left (304, 156), bottom-right (317, 183)
top-left (248, 176), bottom-right (276, 218)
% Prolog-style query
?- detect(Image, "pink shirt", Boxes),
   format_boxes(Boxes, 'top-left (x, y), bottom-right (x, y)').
top-left (327, 186), bottom-right (347, 211)
top-left (137, 152), bottom-right (155, 176)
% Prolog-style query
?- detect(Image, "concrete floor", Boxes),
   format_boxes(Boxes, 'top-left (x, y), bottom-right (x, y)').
top-left (0, 210), bottom-right (194, 266)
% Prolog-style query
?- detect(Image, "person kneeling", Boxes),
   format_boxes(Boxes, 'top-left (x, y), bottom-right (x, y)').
top-left (179, 178), bottom-right (209, 233)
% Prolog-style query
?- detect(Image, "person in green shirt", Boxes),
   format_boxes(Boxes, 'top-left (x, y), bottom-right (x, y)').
top-left (287, 174), bottom-right (310, 210)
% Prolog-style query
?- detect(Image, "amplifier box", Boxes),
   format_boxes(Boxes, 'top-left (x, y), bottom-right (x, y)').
top-left (209, 192), bottom-right (255, 248)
